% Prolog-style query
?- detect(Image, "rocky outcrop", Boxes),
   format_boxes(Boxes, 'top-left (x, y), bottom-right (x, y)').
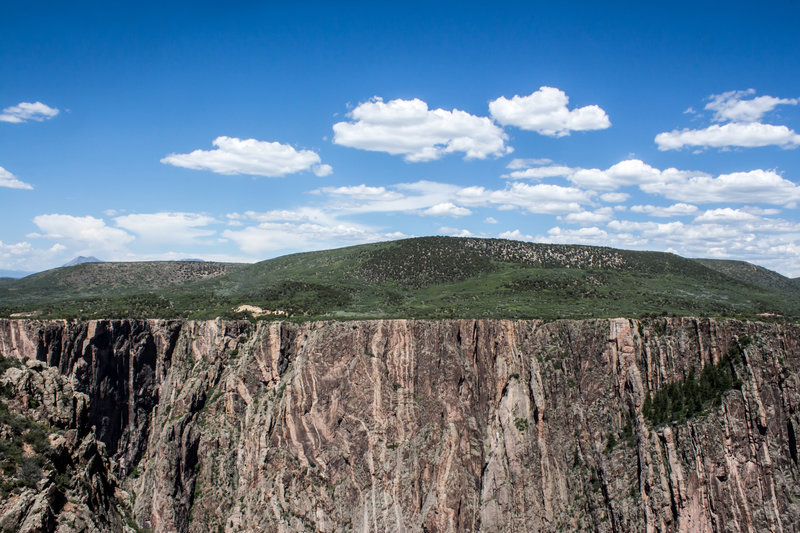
top-left (0, 356), bottom-right (133, 532)
top-left (1, 317), bottom-right (799, 532)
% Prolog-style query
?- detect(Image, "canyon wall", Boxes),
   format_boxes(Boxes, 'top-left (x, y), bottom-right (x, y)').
top-left (1, 317), bottom-right (799, 532)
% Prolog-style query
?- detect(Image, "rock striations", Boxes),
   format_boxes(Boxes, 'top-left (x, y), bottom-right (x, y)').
top-left (0, 317), bottom-right (799, 532)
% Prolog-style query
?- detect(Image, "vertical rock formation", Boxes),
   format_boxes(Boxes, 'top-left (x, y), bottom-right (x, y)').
top-left (1, 317), bottom-right (799, 532)
top-left (0, 355), bottom-right (133, 532)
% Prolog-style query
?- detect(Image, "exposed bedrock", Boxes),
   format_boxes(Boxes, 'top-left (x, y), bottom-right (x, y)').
top-left (1, 317), bottom-right (799, 532)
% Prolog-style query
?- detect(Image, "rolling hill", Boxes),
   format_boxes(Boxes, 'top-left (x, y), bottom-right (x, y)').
top-left (693, 258), bottom-right (800, 295)
top-left (0, 237), bottom-right (796, 321)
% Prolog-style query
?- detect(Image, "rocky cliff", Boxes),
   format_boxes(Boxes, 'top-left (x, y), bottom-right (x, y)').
top-left (0, 351), bottom-right (133, 532)
top-left (1, 317), bottom-right (799, 532)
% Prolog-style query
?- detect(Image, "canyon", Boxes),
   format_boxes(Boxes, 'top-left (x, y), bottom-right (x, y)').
top-left (1, 317), bottom-right (799, 532)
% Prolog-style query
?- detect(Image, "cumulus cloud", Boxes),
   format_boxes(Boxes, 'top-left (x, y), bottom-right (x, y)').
top-left (0, 166), bottom-right (33, 190)
top-left (332, 97), bottom-right (511, 162)
top-left (114, 212), bottom-right (217, 244)
top-left (705, 89), bottom-right (798, 123)
top-left (506, 158), bottom-right (553, 169)
top-left (0, 240), bottom-right (72, 272)
top-left (630, 203), bottom-right (698, 217)
top-left (438, 227), bottom-right (476, 237)
top-left (0, 101), bottom-right (59, 123)
top-left (656, 90), bottom-right (800, 151)
top-left (513, 158), bottom-right (800, 206)
top-left (642, 169), bottom-right (800, 206)
top-left (484, 217), bottom-right (498, 224)
top-left (568, 159), bottom-right (703, 191)
top-left (561, 208), bottom-right (614, 225)
top-left (222, 222), bottom-right (406, 255)
top-left (655, 122), bottom-right (800, 151)
top-left (314, 185), bottom-right (403, 201)
top-left (693, 208), bottom-right (760, 223)
top-left (458, 182), bottom-right (591, 214)
top-left (420, 202), bottom-right (472, 217)
top-left (30, 214), bottom-right (134, 250)
top-left (498, 229), bottom-right (535, 242)
top-left (506, 165), bottom-right (574, 179)
top-left (544, 226), bottom-right (621, 244)
top-left (161, 136), bottom-right (332, 177)
top-left (599, 192), bottom-right (630, 203)
top-left (489, 86), bottom-right (610, 136)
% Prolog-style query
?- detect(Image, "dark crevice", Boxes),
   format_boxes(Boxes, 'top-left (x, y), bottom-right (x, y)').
top-left (788, 420), bottom-right (798, 464)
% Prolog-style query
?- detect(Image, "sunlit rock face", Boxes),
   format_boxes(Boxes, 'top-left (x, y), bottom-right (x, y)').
top-left (1, 317), bottom-right (799, 532)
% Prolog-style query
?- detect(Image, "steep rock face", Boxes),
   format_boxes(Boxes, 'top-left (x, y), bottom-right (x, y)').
top-left (1, 318), bottom-right (799, 532)
top-left (0, 356), bottom-right (133, 532)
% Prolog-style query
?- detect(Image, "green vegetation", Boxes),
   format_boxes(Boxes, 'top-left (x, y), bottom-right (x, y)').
top-left (514, 416), bottom-right (529, 433)
top-left (694, 258), bottom-right (800, 295)
top-left (0, 354), bottom-right (22, 373)
top-left (0, 401), bottom-right (52, 496)
top-left (605, 432), bottom-right (617, 452)
top-left (1, 237), bottom-right (798, 321)
top-left (642, 337), bottom-right (750, 426)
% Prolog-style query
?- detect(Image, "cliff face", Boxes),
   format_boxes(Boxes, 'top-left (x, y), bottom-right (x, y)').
top-left (1, 317), bottom-right (799, 532)
top-left (0, 352), bottom-right (133, 532)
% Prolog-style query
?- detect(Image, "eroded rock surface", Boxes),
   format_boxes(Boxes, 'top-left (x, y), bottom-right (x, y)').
top-left (1, 318), bottom-right (799, 532)
top-left (0, 354), bottom-right (133, 532)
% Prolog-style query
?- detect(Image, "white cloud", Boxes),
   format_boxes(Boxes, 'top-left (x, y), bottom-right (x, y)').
top-left (0, 166), bottom-right (33, 190)
top-left (506, 158), bottom-right (553, 169)
top-left (642, 169), bottom-right (800, 206)
top-left (315, 179), bottom-right (595, 217)
top-left (630, 203), bottom-right (698, 217)
top-left (0, 241), bottom-right (33, 258)
top-left (489, 86), bottom-right (610, 137)
top-left (0, 240), bottom-right (71, 272)
top-left (569, 159), bottom-right (702, 191)
top-left (655, 122), bottom-right (800, 151)
top-left (222, 222), bottom-right (406, 255)
top-left (506, 165), bottom-right (574, 179)
top-left (484, 217), bottom-right (498, 224)
top-left (693, 208), bottom-right (760, 223)
top-left (520, 158), bottom-right (800, 206)
top-left (741, 206), bottom-right (781, 216)
top-left (544, 226), bottom-right (632, 246)
top-left (561, 208), bottom-right (613, 225)
top-left (314, 184), bottom-right (403, 201)
top-left (0, 101), bottom-right (59, 123)
top-left (656, 90), bottom-right (800, 151)
top-left (459, 182), bottom-right (592, 214)
top-left (30, 214), bottom-right (134, 250)
top-left (438, 227), bottom-right (476, 237)
top-left (420, 202), bottom-right (472, 217)
top-left (313, 164), bottom-right (333, 177)
top-left (332, 96), bottom-right (511, 162)
top-left (114, 212), bottom-right (217, 244)
top-left (161, 136), bottom-right (332, 177)
top-left (599, 192), bottom-right (630, 203)
top-left (705, 89), bottom-right (798, 123)
top-left (498, 229), bottom-right (535, 242)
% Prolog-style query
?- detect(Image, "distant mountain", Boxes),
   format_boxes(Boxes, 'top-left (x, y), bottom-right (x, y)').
top-left (0, 260), bottom-right (248, 317)
top-left (0, 269), bottom-right (34, 279)
top-left (63, 256), bottom-right (102, 267)
top-left (1, 237), bottom-right (797, 321)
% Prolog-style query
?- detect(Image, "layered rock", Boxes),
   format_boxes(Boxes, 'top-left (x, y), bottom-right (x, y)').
top-left (1, 317), bottom-right (799, 532)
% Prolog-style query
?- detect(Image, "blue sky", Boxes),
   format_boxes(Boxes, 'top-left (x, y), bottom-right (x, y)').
top-left (2, 1), bottom-right (800, 275)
